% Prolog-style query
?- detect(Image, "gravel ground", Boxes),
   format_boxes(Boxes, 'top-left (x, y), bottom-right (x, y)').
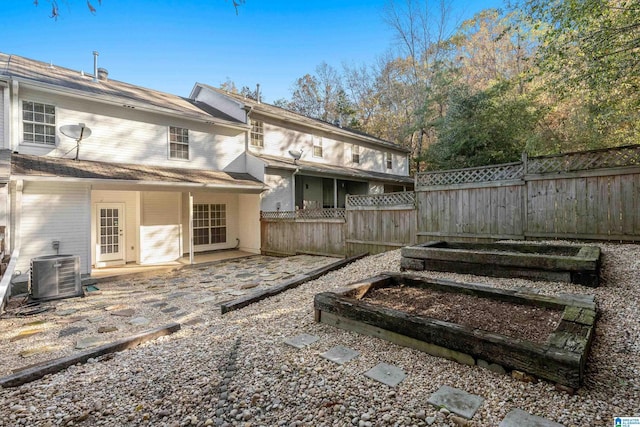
top-left (1, 242), bottom-right (639, 426)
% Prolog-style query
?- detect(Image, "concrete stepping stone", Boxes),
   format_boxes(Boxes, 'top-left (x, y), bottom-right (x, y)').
top-left (98, 326), bottom-right (118, 333)
top-left (129, 317), bottom-right (150, 326)
top-left (87, 316), bottom-right (105, 324)
top-left (320, 346), bottom-right (360, 365)
top-left (56, 309), bottom-right (79, 316)
top-left (427, 385), bottom-right (484, 420)
top-left (10, 329), bottom-right (44, 342)
top-left (75, 336), bottom-right (106, 350)
top-left (284, 334), bottom-right (320, 349)
top-left (58, 326), bottom-right (87, 338)
top-left (363, 362), bottom-right (406, 387)
top-left (161, 306), bottom-right (179, 313)
top-left (239, 282), bottom-right (259, 290)
top-left (111, 308), bottom-right (135, 317)
top-left (499, 409), bottom-right (565, 427)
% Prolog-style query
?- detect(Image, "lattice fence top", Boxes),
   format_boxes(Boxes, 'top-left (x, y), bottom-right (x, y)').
top-left (347, 192), bottom-right (415, 208)
top-left (528, 145), bottom-right (640, 174)
top-left (261, 209), bottom-right (345, 220)
top-left (416, 162), bottom-right (524, 187)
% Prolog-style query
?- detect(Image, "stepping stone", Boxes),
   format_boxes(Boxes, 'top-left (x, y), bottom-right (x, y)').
top-left (10, 329), bottom-right (44, 342)
top-left (58, 326), bottom-right (87, 338)
top-left (320, 346), bottom-right (360, 365)
top-left (235, 273), bottom-right (254, 278)
top-left (363, 362), bottom-right (406, 387)
top-left (427, 385), bottom-right (484, 419)
top-left (284, 334), bottom-right (320, 349)
top-left (226, 289), bottom-right (246, 296)
top-left (98, 326), bottom-right (118, 333)
top-left (87, 316), bottom-right (105, 324)
top-left (111, 309), bottom-right (135, 317)
top-left (129, 317), bottom-right (150, 326)
top-left (151, 302), bottom-right (169, 308)
top-left (56, 309), bottom-right (78, 316)
top-left (161, 306), bottom-right (179, 313)
top-left (75, 336), bottom-right (105, 350)
top-left (59, 316), bottom-right (88, 325)
top-left (19, 346), bottom-right (57, 358)
top-left (239, 282), bottom-right (259, 290)
top-left (499, 409), bottom-right (565, 427)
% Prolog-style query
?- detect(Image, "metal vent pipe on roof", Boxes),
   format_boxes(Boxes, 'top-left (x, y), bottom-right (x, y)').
top-left (97, 68), bottom-right (108, 81)
top-left (92, 51), bottom-right (99, 82)
top-left (256, 83), bottom-right (261, 103)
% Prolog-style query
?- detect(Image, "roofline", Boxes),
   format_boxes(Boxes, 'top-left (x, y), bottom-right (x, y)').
top-left (196, 83), bottom-right (410, 153)
top-left (262, 162), bottom-right (413, 184)
top-left (10, 77), bottom-right (249, 131)
top-left (11, 175), bottom-right (267, 193)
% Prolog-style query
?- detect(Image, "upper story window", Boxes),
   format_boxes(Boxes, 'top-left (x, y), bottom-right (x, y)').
top-left (250, 119), bottom-right (264, 147)
top-left (23, 101), bottom-right (56, 145)
top-left (386, 152), bottom-right (393, 169)
top-left (313, 136), bottom-right (323, 158)
top-left (169, 126), bottom-right (189, 160)
top-left (352, 145), bottom-right (360, 164)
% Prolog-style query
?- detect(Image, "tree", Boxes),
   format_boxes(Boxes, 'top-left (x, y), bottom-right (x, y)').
top-left (425, 82), bottom-right (542, 169)
top-left (288, 62), bottom-right (344, 122)
top-left (518, 0), bottom-right (640, 147)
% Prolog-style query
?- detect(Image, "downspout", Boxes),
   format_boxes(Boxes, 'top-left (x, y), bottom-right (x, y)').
top-left (188, 192), bottom-right (194, 265)
top-left (291, 168), bottom-right (300, 210)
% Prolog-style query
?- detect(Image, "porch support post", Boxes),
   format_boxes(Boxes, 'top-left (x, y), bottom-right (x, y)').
top-left (333, 179), bottom-right (338, 208)
top-left (188, 192), bottom-right (194, 265)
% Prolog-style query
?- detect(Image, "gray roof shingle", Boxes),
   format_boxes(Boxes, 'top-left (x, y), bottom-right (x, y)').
top-left (11, 153), bottom-right (265, 190)
top-left (0, 53), bottom-right (243, 125)
top-left (255, 154), bottom-right (414, 185)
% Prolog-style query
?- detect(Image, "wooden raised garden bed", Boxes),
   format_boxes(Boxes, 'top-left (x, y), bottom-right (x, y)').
top-left (400, 241), bottom-right (601, 287)
top-left (314, 273), bottom-right (596, 388)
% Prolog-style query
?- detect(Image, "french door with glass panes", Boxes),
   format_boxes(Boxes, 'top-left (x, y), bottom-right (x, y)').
top-left (193, 204), bottom-right (226, 249)
top-left (96, 203), bottom-right (125, 263)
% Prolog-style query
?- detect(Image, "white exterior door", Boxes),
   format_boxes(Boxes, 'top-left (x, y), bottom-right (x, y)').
top-left (96, 203), bottom-right (125, 263)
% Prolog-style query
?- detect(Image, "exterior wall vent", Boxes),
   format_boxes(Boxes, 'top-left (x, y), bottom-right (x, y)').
top-left (30, 255), bottom-right (82, 301)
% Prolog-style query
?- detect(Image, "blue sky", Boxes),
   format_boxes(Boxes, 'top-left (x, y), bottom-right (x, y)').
top-left (1, 0), bottom-right (504, 102)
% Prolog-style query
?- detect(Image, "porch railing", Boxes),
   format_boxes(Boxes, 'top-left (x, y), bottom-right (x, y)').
top-left (260, 208), bottom-right (346, 220)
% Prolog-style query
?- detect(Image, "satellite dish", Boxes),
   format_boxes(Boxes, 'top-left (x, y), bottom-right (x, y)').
top-left (289, 149), bottom-right (302, 161)
top-left (60, 123), bottom-right (91, 140)
top-left (59, 123), bottom-right (92, 161)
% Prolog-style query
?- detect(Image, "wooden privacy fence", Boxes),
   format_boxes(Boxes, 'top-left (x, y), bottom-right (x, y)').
top-left (260, 192), bottom-right (417, 257)
top-left (415, 145), bottom-right (640, 242)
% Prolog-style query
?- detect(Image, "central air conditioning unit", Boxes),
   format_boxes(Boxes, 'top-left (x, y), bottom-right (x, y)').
top-left (30, 255), bottom-right (83, 301)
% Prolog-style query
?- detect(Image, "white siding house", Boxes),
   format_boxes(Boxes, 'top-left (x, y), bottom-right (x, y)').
top-left (190, 84), bottom-right (413, 213)
top-left (0, 53), bottom-right (265, 282)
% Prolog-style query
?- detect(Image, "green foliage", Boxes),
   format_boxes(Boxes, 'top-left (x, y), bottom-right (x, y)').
top-left (425, 82), bottom-right (542, 169)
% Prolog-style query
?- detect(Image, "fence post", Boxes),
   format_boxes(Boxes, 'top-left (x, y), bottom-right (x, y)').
top-left (521, 152), bottom-right (528, 240)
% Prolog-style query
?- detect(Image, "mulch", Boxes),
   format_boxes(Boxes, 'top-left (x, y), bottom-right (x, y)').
top-left (363, 286), bottom-right (562, 344)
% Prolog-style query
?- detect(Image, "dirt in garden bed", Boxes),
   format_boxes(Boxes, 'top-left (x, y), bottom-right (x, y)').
top-left (362, 286), bottom-right (563, 344)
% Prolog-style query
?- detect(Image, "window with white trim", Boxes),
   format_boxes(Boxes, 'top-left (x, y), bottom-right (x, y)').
top-left (23, 101), bottom-right (56, 145)
top-left (169, 126), bottom-right (189, 159)
top-left (352, 144), bottom-right (360, 164)
top-left (313, 136), bottom-right (323, 158)
top-left (193, 204), bottom-right (226, 245)
top-left (250, 120), bottom-right (264, 147)
top-left (386, 152), bottom-right (393, 169)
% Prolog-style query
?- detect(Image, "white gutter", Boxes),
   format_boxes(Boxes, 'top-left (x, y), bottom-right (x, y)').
top-left (12, 77), bottom-right (250, 131)
top-left (10, 175), bottom-right (267, 192)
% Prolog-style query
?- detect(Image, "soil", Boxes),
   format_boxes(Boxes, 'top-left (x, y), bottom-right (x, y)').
top-left (363, 286), bottom-right (563, 344)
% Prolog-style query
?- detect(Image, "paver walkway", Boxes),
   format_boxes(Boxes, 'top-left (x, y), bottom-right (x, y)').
top-left (0, 255), bottom-right (338, 376)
